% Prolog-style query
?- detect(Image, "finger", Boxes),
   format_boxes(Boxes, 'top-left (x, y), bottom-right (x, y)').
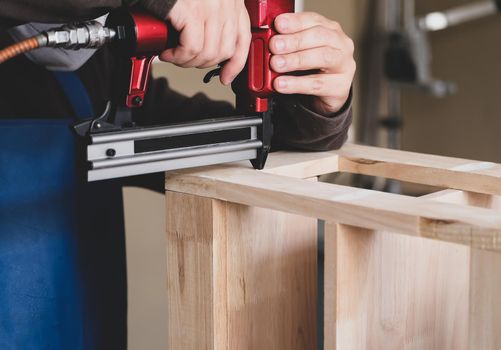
top-left (270, 47), bottom-right (344, 74)
top-left (274, 12), bottom-right (341, 34)
top-left (198, 19), bottom-right (237, 69)
top-left (273, 73), bottom-right (352, 97)
top-left (184, 19), bottom-right (222, 68)
top-left (270, 26), bottom-right (344, 55)
top-left (160, 21), bottom-right (204, 66)
top-left (220, 8), bottom-right (251, 85)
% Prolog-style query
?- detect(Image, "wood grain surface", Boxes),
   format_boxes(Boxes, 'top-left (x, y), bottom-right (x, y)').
top-left (166, 192), bottom-right (317, 349)
top-left (166, 165), bottom-right (501, 251)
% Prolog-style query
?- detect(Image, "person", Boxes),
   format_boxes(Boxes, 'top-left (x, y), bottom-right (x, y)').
top-left (0, 0), bottom-right (355, 348)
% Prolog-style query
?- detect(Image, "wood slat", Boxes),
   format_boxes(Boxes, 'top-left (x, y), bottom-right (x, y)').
top-left (338, 144), bottom-right (501, 195)
top-left (231, 144), bottom-right (501, 195)
top-left (165, 191), bottom-right (318, 349)
top-left (166, 192), bottom-right (228, 350)
top-left (166, 165), bottom-right (501, 251)
top-left (260, 150), bottom-right (339, 178)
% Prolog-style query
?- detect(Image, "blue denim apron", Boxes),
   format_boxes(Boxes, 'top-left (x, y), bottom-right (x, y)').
top-left (0, 72), bottom-right (127, 349)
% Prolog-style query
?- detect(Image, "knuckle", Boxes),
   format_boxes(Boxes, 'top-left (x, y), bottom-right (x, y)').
top-left (306, 12), bottom-right (324, 23)
top-left (187, 43), bottom-right (203, 57)
top-left (203, 47), bottom-right (219, 63)
top-left (331, 21), bottom-right (342, 31)
top-left (346, 38), bottom-right (355, 54)
top-left (318, 26), bottom-right (332, 44)
top-left (323, 47), bottom-right (336, 67)
top-left (349, 60), bottom-right (357, 75)
top-left (221, 46), bottom-right (236, 61)
top-left (293, 34), bottom-right (303, 51)
top-left (295, 53), bottom-right (303, 69)
top-left (312, 78), bottom-right (324, 92)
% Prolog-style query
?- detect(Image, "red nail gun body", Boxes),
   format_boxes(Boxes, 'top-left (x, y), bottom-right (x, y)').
top-left (242, 0), bottom-right (295, 113)
top-left (75, 0), bottom-right (295, 181)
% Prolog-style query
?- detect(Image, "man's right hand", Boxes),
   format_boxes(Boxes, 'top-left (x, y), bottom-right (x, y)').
top-left (159, 0), bottom-right (251, 86)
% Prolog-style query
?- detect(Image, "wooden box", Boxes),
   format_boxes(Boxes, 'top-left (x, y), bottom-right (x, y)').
top-left (164, 144), bottom-right (501, 349)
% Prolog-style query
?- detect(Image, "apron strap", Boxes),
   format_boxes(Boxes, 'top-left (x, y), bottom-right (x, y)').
top-left (53, 71), bottom-right (95, 120)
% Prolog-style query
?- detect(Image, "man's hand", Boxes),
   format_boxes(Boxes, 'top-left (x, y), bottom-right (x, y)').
top-left (159, 0), bottom-right (251, 86)
top-left (270, 12), bottom-right (356, 116)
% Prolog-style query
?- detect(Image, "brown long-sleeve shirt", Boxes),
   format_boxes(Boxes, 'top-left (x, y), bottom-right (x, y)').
top-left (0, 0), bottom-right (353, 152)
top-left (0, 0), bottom-right (176, 23)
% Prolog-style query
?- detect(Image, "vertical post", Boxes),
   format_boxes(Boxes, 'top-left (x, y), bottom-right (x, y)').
top-left (323, 223), bottom-right (338, 350)
top-left (465, 192), bottom-right (501, 349)
top-left (166, 192), bottom-right (228, 350)
top-left (469, 248), bottom-right (501, 349)
top-left (324, 223), bottom-right (470, 349)
top-left (166, 191), bottom-right (318, 349)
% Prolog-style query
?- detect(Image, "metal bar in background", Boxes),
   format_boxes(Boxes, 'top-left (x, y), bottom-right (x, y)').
top-left (420, 0), bottom-right (498, 32)
top-left (295, 0), bottom-right (304, 12)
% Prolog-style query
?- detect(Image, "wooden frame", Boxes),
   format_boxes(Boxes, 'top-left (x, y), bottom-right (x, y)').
top-left (165, 144), bottom-right (501, 349)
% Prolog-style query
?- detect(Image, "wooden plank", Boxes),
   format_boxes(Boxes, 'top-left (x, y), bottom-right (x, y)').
top-left (324, 222), bottom-right (470, 350)
top-left (463, 192), bottom-right (501, 350)
top-left (166, 192), bottom-right (228, 350)
top-left (260, 150), bottom-right (339, 178)
top-left (324, 223), bottom-right (338, 350)
top-left (423, 191), bottom-right (501, 349)
top-left (184, 145), bottom-right (501, 193)
top-left (469, 247), bottom-right (501, 350)
top-left (426, 191), bottom-right (501, 350)
top-left (224, 204), bottom-right (317, 350)
top-left (166, 192), bottom-right (317, 349)
top-left (166, 166), bottom-right (501, 251)
top-left (338, 144), bottom-right (501, 196)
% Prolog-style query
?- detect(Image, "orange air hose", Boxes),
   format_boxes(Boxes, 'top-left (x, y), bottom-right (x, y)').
top-left (0, 35), bottom-right (46, 65)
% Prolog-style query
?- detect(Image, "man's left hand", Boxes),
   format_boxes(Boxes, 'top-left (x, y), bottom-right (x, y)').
top-left (270, 12), bottom-right (356, 116)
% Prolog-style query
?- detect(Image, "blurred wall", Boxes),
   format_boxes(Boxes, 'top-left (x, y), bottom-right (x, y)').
top-left (402, 0), bottom-right (501, 162)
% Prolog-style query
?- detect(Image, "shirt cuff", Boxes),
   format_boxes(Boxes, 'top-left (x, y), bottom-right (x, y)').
top-left (140, 0), bottom-right (177, 18)
top-left (273, 91), bottom-right (353, 151)
top-left (297, 87), bottom-right (353, 119)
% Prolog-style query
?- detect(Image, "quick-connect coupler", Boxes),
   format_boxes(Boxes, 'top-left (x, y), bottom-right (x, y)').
top-left (43, 21), bottom-right (117, 50)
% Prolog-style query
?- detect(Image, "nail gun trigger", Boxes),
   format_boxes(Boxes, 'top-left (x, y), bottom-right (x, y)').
top-left (203, 67), bottom-right (222, 84)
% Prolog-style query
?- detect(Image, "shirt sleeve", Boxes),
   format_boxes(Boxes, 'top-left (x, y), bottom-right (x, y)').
top-left (0, 0), bottom-right (177, 23)
top-left (141, 0), bottom-right (177, 19)
top-left (271, 91), bottom-right (353, 151)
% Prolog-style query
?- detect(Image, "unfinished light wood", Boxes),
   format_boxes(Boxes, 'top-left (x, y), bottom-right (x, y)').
top-left (324, 191), bottom-right (474, 350)
top-left (227, 144), bottom-right (501, 195)
top-left (428, 191), bottom-right (501, 350)
top-left (166, 192), bottom-right (318, 350)
top-left (469, 247), bottom-right (501, 350)
top-left (166, 192), bottom-right (228, 350)
top-left (324, 222), bottom-right (470, 350)
top-left (260, 150), bottom-right (339, 178)
top-left (225, 205), bottom-right (317, 350)
top-left (323, 190), bottom-right (501, 350)
top-left (166, 165), bottom-right (501, 251)
top-left (337, 144), bottom-right (501, 196)
top-left (165, 145), bottom-right (501, 350)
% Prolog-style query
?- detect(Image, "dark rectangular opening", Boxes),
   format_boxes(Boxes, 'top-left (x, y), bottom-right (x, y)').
top-left (134, 128), bottom-right (252, 154)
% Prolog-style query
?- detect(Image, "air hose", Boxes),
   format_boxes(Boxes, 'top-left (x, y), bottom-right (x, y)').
top-left (0, 21), bottom-right (116, 65)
